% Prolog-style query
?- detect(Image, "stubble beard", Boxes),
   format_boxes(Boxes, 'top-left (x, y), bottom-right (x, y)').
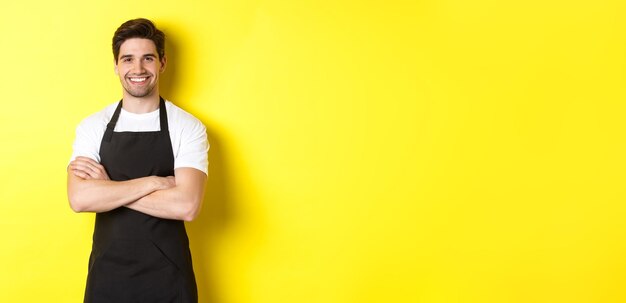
top-left (123, 77), bottom-right (157, 98)
top-left (125, 85), bottom-right (154, 98)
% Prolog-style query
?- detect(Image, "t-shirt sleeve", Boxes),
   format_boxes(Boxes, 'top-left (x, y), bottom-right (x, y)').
top-left (69, 120), bottom-right (102, 164)
top-left (175, 119), bottom-right (209, 175)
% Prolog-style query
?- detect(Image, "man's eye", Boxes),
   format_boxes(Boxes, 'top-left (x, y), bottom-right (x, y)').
top-left (123, 58), bottom-right (132, 63)
top-left (145, 57), bottom-right (154, 62)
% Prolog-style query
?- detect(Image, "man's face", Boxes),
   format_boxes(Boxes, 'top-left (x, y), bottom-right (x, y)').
top-left (115, 38), bottom-right (166, 99)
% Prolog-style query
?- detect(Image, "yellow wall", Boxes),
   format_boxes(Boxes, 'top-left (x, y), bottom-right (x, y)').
top-left (1, 0), bottom-right (625, 302)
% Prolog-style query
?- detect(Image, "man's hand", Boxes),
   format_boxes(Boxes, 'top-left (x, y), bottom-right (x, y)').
top-left (69, 156), bottom-right (110, 180)
top-left (153, 176), bottom-right (176, 190)
top-left (125, 168), bottom-right (206, 221)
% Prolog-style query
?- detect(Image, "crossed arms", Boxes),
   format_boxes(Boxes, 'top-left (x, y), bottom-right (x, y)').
top-left (67, 156), bottom-right (206, 222)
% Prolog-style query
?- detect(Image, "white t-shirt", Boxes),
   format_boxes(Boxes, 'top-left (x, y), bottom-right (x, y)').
top-left (70, 100), bottom-right (209, 175)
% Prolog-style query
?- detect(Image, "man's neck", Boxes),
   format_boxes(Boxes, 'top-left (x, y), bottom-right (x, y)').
top-left (122, 93), bottom-right (160, 114)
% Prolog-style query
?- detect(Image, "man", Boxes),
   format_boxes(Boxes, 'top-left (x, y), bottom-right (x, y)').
top-left (67, 18), bottom-right (208, 303)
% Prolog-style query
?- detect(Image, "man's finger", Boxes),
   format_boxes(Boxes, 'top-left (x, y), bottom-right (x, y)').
top-left (75, 156), bottom-right (98, 163)
top-left (71, 161), bottom-right (99, 176)
top-left (73, 158), bottom-right (106, 176)
top-left (72, 166), bottom-right (96, 179)
top-left (74, 157), bottom-right (101, 172)
top-left (72, 169), bottom-right (92, 180)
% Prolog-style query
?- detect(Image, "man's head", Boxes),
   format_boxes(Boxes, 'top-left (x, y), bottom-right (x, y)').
top-left (112, 18), bottom-right (165, 63)
top-left (112, 18), bottom-right (166, 99)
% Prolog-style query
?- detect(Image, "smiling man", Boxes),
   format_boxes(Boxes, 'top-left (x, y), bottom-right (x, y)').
top-left (67, 18), bottom-right (208, 303)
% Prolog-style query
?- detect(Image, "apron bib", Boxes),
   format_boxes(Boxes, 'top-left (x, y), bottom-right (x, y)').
top-left (84, 98), bottom-right (198, 303)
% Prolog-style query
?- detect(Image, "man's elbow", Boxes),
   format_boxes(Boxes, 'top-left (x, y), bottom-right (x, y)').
top-left (67, 175), bottom-right (91, 213)
top-left (69, 196), bottom-right (87, 213)
top-left (181, 208), bottom-right (199, 222)
top-left (68, 191), bottom-right (91, 213)
top-left (181, 200), bottom-right (202, 222)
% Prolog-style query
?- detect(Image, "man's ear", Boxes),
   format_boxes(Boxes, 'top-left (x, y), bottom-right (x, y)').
top-left (114, 60), bottom-right (119, 75)
top-left (160, 55), bottom-right (167, 73)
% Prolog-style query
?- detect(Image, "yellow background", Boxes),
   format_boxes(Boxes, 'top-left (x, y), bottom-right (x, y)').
top-left (1, 0), bottom-right (625, 302)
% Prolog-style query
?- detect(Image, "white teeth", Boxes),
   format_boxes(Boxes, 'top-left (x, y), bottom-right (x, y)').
top-left (129, 77), bottom-right (147, 82)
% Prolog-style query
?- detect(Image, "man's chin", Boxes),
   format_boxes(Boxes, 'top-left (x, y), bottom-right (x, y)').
top-left (125, 88), bottom-right (154, 98)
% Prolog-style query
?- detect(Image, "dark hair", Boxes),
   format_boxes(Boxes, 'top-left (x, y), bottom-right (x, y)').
top-left (112, 18), bottom-right (165, 63)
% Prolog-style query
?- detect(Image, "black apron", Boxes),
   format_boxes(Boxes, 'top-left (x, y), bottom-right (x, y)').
top-left (84, 98), bottom-right (198, 303)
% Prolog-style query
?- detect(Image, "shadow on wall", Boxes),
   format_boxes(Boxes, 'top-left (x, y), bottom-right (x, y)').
top-left (189, 129), bottom-right (233, 303)
top-left (159, 26), bottom-right (235, 303)
top-left (159, 30), bottom-right (178, 101)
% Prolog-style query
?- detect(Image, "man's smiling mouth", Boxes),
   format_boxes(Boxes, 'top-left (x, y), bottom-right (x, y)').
top-left (128, 76), bottom-right (149, 83)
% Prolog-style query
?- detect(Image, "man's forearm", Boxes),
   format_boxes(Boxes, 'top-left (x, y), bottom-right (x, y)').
top-left (125, 187), bottom-right (196, 221)
top-left (68, 173), bottom-right (166, 213)
top-left (125, 168), bottom-right (206, 221)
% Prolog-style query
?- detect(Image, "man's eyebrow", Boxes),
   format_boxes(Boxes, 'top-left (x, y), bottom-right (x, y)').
top-left (119, 53), bottom-right (157, 59)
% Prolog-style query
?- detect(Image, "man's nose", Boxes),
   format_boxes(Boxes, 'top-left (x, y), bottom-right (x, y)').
top-left (132, 60), bottom-right (145, 73)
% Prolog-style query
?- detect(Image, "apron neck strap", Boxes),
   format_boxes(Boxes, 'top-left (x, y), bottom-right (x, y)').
top-left (159, 97), bottom-right (169, 132)
top-left (103, 97), bottom-right (168, 143)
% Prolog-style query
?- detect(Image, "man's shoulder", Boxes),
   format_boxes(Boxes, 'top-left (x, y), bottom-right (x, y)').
top-left (164, 100), bottom-right (205, 129)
